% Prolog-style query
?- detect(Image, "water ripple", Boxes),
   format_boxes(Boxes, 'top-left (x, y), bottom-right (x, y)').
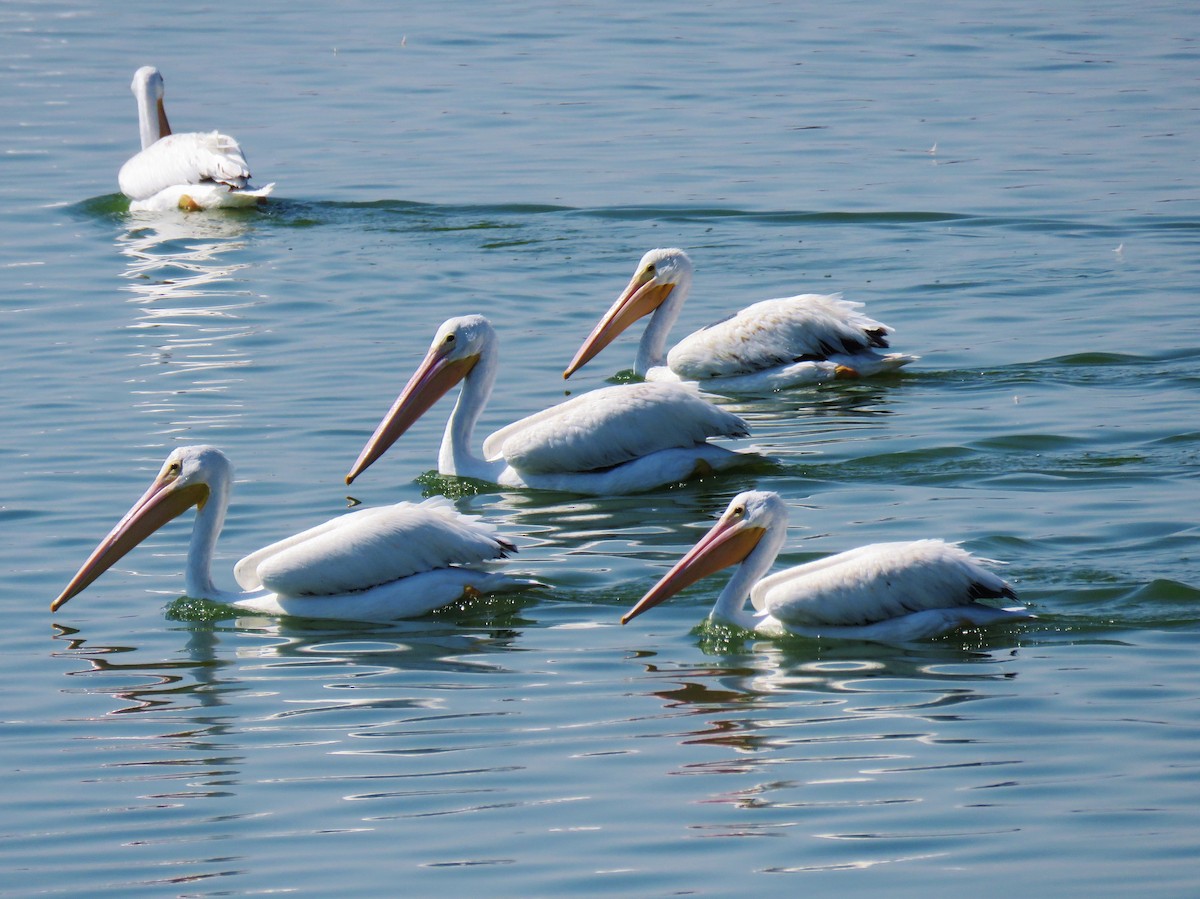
top-left (113, 215), bottom-right (266, 436)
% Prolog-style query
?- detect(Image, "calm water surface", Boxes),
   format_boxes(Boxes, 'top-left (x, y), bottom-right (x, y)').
top-left (2, 1), bottom-right (1199, 895)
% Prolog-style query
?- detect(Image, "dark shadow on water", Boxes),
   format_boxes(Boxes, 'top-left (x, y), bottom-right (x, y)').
top-left (163, 588), bottom-right (541, 633)
top-left (920, 347), bottom-right (1200, 387)
top-left (689, 616), bottom-right (1035, 662)
top-left (51, 622), bottom-right (239, 716)
top-left (50, 596), bottom-right (537, 719)
top-left (67, 194), bottom-right (1194, 240)
top-left (618, 623), bottom-right (1037, 766)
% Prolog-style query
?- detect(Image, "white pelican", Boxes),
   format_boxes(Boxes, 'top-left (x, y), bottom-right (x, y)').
top-left (622, 491), bottom-right (1030, 642)
top-left (51, 445), bottom-right (531, 622)
top-left (118, 66), bottom-right (274, 212)
top-left (563, 248), bottom-right (918, 393)
top-left (345, 314), bottom-right (757, 496)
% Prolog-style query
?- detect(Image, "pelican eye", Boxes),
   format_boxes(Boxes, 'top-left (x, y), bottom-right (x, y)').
top-left (444, 333), bottom-right (456, 344)
top-left (731, 505), bottom-right (745, 518)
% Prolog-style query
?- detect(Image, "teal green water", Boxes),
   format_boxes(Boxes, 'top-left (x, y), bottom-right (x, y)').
top-left (3, 2), bottom-right (1199, 895)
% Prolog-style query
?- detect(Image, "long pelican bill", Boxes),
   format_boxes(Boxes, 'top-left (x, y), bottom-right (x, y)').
top-left (346, 346), bottom-right (480, 485)
top-left (156, 96), bottom-right (172, 138)
top-left (621, 512), bottom-right (765, 624)
top-left (50, 471), bottom-right (209, 612)
top-left (563, 274), bottom-right (675, 379)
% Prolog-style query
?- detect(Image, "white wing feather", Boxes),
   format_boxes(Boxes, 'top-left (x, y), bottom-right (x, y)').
top-left (753, 540), bottom-right (1014, 627)
top-left (235, 497), bottom-right (514, 597)
top-left (482, 382), bottom-right (748, 474)
top-left (667, 294), bottom-right (893, 380)
top-left (119, 131), bottom-right (255, 201)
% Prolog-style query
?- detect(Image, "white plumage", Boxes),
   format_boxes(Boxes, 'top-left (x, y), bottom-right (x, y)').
top-left (564, 248), bottom-right (918, 393)
top-left (234, 501), bottom-right (513, 596)
top-left (118, 66), bottom-right (273, 212)
top-left (482, 381), bottom-right (745, 475)
top-left (51, 446), bottom-right (530, 622)
top-left (623, 491), bottom-right (1030, 643)
top-left (345, 315), bottom-right (757, 495)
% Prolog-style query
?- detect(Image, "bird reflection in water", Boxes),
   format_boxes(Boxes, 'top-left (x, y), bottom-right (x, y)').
top-left (116, 213), bottom-right (261, 435)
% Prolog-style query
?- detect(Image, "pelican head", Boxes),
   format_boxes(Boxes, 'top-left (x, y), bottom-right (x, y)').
top-left (563, 248), bottom-right (693, 379)
top-left (346, 315), bottom-right (494, 485)
top-left (621, 490), bottom-right (785, 624)
top-left (131, 66), bottom-right (164, 100)
top-left (51, 446), bottom-right (229, 612)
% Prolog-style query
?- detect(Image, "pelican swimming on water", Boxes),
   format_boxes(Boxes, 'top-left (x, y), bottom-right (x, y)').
top-left (622, 491), bottom-right (1029, 643)
top-left (51, 446), bottom-right (531, 622)
top-left (563, 248), bottom-right (918, 393)
top-left (118, 66), bottom-right (274, 212)
top-left (345, 314), bottom-right (757, 495)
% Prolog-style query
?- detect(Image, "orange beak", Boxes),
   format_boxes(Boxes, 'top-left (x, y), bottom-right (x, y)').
top-left (345, 344), bottom-right (480, 485)
top-left (156, 96), bottom-right (172, 138)
top-left (51, 471), bottom-right (208, 612)
top-left (562, 271), bottom-right (675, 379)
top-left (621, 513), bottom-right (765, 624)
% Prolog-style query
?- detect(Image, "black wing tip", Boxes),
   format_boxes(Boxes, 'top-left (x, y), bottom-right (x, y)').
top-left (968, 581), bottom-right (1018, 601)
top-left (865, 327), bottom-right (891, 349)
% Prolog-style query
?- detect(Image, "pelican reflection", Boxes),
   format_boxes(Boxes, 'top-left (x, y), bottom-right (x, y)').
top-left (116, 213), bottom-right (262, 433)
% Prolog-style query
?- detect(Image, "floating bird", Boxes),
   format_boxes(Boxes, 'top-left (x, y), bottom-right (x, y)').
top-left (51, 446), bottom-right (531, 621)
top-left (563, 248), bottom-right (917, 393)
top-left (345, 314), bottom-right (756, 495)
top-left (622, 491), bottom-right (1029, 642)
top-left (118, 66), bottom-right (274, 212)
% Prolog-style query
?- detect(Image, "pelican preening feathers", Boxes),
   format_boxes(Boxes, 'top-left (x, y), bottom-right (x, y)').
top-left (345, 315), bottom-right (758, 495)
top-left (622, 491), bottom-right (1029, 643)
top-left (564, 248), bottom-right (918, 393)
top-left (119, 66), bottom-right (274, 212)
top-left (51, 446), bottom-right (532, 622)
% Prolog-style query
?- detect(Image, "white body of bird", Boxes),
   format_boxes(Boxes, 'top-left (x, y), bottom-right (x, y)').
top-left (564, 248), bottom-right (917, 393)
top-left (51, 446), bottom-right (531, 622)
top-left (119, 66), bottom-right (274, 212)
top-left (623, 491), bottom-right (1030, 643)
top-left (345, 315), bottom-right (758, 495)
